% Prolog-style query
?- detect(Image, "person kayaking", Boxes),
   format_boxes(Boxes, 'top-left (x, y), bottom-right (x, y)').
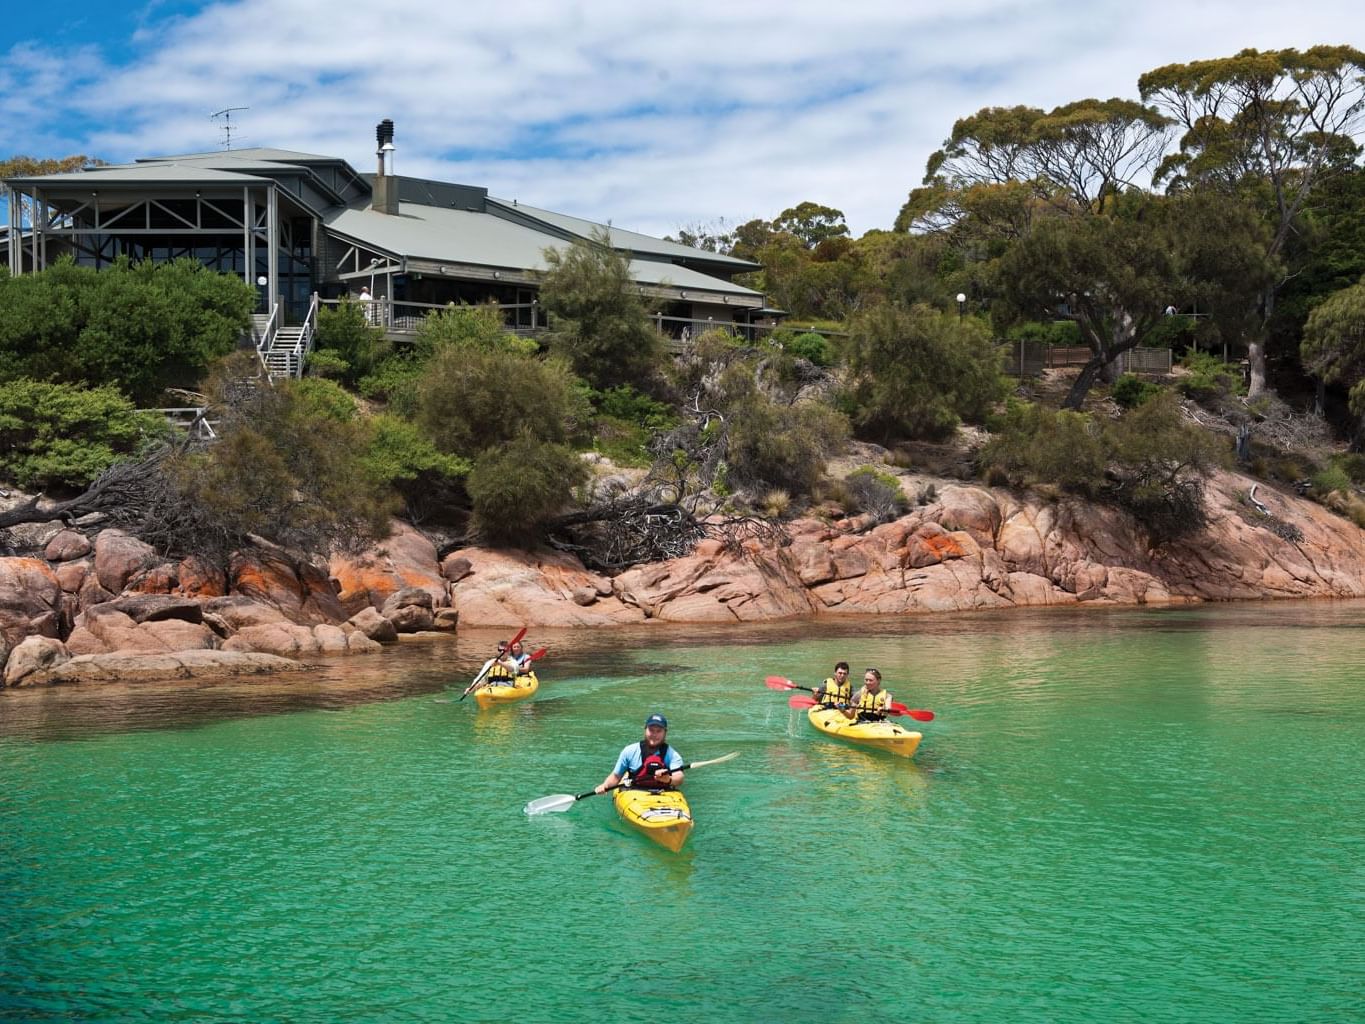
top-left (594, 714), bottom-right (685, 793)
top-left (483, 640), bottom-right (517, 685)
top-left (846, 668), bottom-right (892, 722)
top-left (508, 640), bottom-right (534, 676)
top-left (812, 661), bottom-right (852, 708)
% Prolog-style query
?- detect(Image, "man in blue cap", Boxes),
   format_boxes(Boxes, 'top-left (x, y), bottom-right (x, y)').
top-left (594, 714), bottom-right (685, 793)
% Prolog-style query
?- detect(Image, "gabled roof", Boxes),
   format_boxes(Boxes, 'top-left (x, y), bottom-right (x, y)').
top-left (326, 200), bottom-right (763, 300)
top-left (487, 198), bottom-right (759, 271)
top-left (135, 147), bottom-right (340, 166)
top-left (4, 163), bottom-right (273, 187)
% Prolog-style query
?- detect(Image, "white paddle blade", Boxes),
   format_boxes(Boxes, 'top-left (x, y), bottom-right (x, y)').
top-left (524, 793), bottom-right (577, 816)
top-left (687, 751), bottom-right (740, 770)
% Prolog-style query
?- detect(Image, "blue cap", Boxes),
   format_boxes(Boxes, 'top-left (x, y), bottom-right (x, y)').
top-left (645, 713), bottom-right (668, 729)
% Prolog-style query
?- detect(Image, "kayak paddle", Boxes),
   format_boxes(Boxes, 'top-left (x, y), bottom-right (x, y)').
top-left (460, 626), bottom-right (528, 700)
top-left (787, 693), bottom-right (925, 720)
top-left (523, 751), bottom-right (740, 816)
top-left (767, 675), bottom-right (935, 721)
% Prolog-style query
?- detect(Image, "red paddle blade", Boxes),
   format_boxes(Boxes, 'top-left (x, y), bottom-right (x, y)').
top-left (788, 695), bottom-right (817, 708)
top-left (890, 704), bottom-right (934, 721)
top-left (765, 676), bottom-right (796, 690)
top-left (529, 647), bottom-right (548, 661)
top-left (506, 626), bottom-right (528, 649)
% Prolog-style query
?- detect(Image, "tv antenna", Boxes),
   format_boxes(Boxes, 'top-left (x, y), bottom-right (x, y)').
top-left (210, 107), bottom-right (249, 150)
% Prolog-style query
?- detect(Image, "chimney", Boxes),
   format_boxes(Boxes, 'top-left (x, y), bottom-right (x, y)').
top-left (373, 119), bottom-right (398, 215)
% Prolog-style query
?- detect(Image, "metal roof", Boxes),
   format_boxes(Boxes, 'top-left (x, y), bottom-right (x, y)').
top-left (4, 164), bottom-right (275, 187)
top-left (326, 201), bottom-right (762, 299)
top-left (488, 198), bottom-right (759, 270)
top-left (135, 147), bottom-right (341, 166)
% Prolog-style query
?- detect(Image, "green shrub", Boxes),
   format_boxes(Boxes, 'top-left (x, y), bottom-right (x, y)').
top-left (1105, 392), bottom-right (1228, 543)
top-left (166, 378), bottom-right (397, 556)
top-left (0, 256), bottom-right (253, 403)
top-left (592, 384), bottom-right (676, 432)
top-left (978, 401), bottom-right (1107, 494)
top-left (314, 301), bottom-right (390, 385)
top-left (1329, 453), bottom-right (1365, 484)
top-left (716, 357), bottom-right (849, 496)
top-left (287, 377), bottom-right (358, 423)
top-left (784, 331), bottom-right (836, 367)
top-left (540, 231), bottom-right (663, 389)
top-left (305, 348), bottom-right (350, 380)
top-left (587, 416), bottom-right (651, 468)
top-left (844, 466), bottom-right (908, 522)
top-left (358, 353), bottom-right (424, 415)
top-left (414, 347), bottom-right (589, 457)
top-left (1005, 320), bottom-right (1081, 346)
top-left (1311, 465), bottom-right (1353, 496)
top-left (413, 303), bottom-right (536, 357)
top-left (466, 432), bottom-right (589, 543)
top-left (846, 303), bottom-right (1008, 442)
top-left (0, 379), bottom-right (167, 490)
top-left (1111, 374), bottom-right (1164, 409)
top-left (1177, 351), bottom-right (1243, 403)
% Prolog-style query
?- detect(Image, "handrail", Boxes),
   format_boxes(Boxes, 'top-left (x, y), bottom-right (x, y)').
top-left (294, 292), bottom-right (320, 371)
top-left (145, 406), bottom-right (217, 440)
top-left (255, 301), bottom-right (280, 374)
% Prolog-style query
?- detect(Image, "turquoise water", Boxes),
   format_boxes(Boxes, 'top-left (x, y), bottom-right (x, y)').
top-left (2, 604), bottom-right (1363, 1023)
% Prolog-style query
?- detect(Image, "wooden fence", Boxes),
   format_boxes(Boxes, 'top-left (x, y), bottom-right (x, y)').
top-left (1001, 342), bottom-right (1172, 377)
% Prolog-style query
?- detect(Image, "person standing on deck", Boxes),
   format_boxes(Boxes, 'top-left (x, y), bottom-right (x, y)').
top-left (595, 714), bottom-right (684, 793)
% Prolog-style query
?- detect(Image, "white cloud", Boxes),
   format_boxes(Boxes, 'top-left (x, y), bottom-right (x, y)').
top-left (3, 0), bottom-right (1361, 234)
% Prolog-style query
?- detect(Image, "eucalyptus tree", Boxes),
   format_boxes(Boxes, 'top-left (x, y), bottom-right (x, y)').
top-left (1301, 276), bottom-right (1365, 437)
top-left (901, 99), bottom-right (1173, 407)
top-left (1139, 45), bottom-right (1365, 396)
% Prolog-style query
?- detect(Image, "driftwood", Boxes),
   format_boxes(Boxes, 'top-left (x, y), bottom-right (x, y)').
top-left (546, 497), bottom-right (787, 573)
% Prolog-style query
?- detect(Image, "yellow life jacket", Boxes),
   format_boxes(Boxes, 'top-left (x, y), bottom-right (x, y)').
top-left (816, 676), bottom-right (851, 706)
top-left (485, 659), bottom-right (515, 682)
top-left (853, 686), bottom-right (890, 714)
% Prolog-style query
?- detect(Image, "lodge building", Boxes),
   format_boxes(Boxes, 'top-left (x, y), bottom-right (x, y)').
top-left (1, 121), bottom-right (773, 372)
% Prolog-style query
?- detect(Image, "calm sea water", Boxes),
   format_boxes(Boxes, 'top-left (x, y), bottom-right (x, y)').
top-left (2, 604), bottom-right (1363, 1023)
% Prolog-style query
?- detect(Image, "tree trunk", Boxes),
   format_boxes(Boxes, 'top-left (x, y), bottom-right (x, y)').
top-left (1247, 337), bottom-right (1267, 397)
top-left (1247, 285), bottom-right (1273, 398)
top-left (1062, 357), bottom-right (1106, 410)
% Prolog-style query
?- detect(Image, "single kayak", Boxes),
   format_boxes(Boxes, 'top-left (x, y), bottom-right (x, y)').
top-left (474, 672), bottom-right (539, 709)
top-left (806, 705), bottom-right (922, 758)
top-left (612, 787), bottom-right (694, 852)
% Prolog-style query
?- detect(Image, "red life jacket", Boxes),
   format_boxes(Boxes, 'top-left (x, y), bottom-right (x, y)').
top-left (628, 741), bottom-right (674, 790)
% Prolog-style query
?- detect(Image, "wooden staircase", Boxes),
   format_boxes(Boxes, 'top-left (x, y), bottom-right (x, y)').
top-left (252, 294), bottom-right (318, 382)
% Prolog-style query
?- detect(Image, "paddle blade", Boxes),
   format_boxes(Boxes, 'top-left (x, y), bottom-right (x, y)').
top-left (524, 793), bottom-right (577, 816)
top-left (905, 709), bottom-right (935, 722)
top-left (788, 695), bottom-right (817, 709)
top-left (765, 675), bottom-right (796, 690)
top-left (529, 647), bottom-right (548, 662)
top-left (682, 751), bottom-right (741, 771)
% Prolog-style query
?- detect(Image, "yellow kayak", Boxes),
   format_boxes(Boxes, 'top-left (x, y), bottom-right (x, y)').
top-left (612, 786), bottom-right (694, 852)
top-left (474, 672), bottom-right (539, 709)
top-left (806, 705), bottom-right (922, 758)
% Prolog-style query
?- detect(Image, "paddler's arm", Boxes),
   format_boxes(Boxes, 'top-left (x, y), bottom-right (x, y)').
top-left (660, 754), bottom-right (684, 789)
top-left (595, 771), bottom-right (623, 795)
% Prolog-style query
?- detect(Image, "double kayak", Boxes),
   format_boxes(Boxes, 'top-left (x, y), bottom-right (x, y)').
top-left (474, 672), bottom-right (539, 709)
top-left (612, 787), bottom-right (694, 852)
top-left (807, 705), bottom-right (922, 758)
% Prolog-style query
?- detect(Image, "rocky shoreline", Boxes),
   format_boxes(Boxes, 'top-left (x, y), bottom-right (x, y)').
top-left (4, 467), bottom-right (1364, 688)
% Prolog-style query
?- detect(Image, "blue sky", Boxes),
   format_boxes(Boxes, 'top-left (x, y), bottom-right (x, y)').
top-left (2, 0), bottom-right (1360, 236)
